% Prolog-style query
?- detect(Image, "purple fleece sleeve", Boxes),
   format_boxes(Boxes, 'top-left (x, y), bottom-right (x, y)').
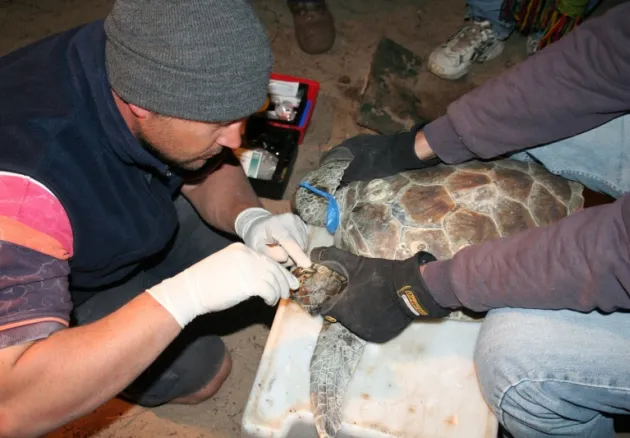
top-left (423, 2), bottom-right (630, 163)
top-left (423, 195), bottom-right (630, 312)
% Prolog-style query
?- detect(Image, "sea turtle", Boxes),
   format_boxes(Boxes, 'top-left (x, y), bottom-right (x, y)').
top-left (290, 151), bottom-right (585, 438)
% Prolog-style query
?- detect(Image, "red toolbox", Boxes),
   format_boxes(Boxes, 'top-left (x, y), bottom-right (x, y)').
top-left (241, 73), bottom-right (320, 200)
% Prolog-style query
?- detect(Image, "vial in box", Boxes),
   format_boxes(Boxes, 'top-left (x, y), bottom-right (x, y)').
top-left (235, 148), bottom-right (279, 181)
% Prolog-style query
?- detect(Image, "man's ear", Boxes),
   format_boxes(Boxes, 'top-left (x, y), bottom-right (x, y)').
top-left (128, 103), bottom-right (151, 119)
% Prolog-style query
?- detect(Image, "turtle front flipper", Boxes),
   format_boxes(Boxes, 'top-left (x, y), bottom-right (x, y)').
top-left (291, 264), bottom-right (365, 438)
top-left (310, 322), bottom-right (367, 438)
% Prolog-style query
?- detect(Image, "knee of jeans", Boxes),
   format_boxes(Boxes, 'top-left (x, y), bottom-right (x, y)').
top-left (555, 170), bottom-right (625, 199)
top-left (474, 310), bottom-right (537, 418)
top-left (474, 310), bottom-right (574, 434)
top-left (477, 373), bottom-right (611, 436)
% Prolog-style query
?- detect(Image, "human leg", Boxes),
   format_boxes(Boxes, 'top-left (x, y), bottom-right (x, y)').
top-left (72, 195), bottom-right (237, 407)
top-left (510, 114), bottom-right (630, 199)
top-left (428, 0), bottom-right (512, 80)
top-left (466, 0), bottom-right (515, 38)
top-left (475, 308), bottom-right (630, 437)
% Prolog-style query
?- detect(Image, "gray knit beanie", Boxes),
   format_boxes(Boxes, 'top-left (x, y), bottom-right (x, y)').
top-left (104, 0), bottom-right (273, 122)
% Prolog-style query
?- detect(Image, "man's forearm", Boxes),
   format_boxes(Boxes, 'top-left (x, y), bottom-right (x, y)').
top-left (414, 130), bottom-right (436, 161)
top-left (421, 3), bottom-right (630, 163)
top-left (182, 157), bottom-right (261, 233)
top-left (423, 195), bottom-right (630, 313)
top-left (0, 293), bottom-right (180, 437)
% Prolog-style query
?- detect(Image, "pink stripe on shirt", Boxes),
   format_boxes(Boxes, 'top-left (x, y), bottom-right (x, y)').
top-left (0, 172), bottom-right (73, 256)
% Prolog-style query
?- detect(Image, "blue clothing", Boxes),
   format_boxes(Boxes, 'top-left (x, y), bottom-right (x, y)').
top-left (423, 4), bottom-right (630, 435)
top-left (72, 196), bottom-right (232, 407)
top-left (511, 115), bottom-right (630, 198)
top-left (0, 21), bottom-right (183, 303)
top-left (476, 308), bottom-right (630, 437)
top-left (467, 0), bottom-right (601, 39)
top-left (475, 115), bottom-right (630, 437)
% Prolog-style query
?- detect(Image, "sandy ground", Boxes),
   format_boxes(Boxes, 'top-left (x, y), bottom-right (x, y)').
top-left (1, 0), bottom-right (627, 436)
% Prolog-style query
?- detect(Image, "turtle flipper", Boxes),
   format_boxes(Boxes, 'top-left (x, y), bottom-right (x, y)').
top-left (291, 263), bottom-right (363, 438)
top-left (310, 322), bottom-right (367, 438)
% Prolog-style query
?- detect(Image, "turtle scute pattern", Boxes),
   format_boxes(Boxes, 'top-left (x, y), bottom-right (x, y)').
top-left (310, 323), bottom-right (367, 438)
top-left (337, 160), bottom-right (584, 261)
top-left (288, 158), bottom-right (584, 438)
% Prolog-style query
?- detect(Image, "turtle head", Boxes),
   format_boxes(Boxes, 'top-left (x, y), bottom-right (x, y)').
top-left (293, 148), bottom-right (352, 228)
top-left (291, 263), bottom-right (348, 316)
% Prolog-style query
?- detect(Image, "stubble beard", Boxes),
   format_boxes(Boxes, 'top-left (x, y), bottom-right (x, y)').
top-left (138, 135), bottom-right (222, 172)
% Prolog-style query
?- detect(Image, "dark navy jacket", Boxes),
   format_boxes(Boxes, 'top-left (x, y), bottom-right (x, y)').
top-left (0, 21), bottom-right (183, 304)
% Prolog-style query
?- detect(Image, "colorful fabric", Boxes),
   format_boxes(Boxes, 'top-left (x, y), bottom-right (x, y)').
top-left (0, 21), bottom-right (183, 296)
top-left (0, 322), bottom-right (68, 349)
top-left (0, 217), bottom-right (69, 260)
top-left (500, 0), bottom-right (592, 49)
top-left (0, 241), bottom-right (72, 348)
top-left (0, 172), bottom-right (73, 254)
top-left (0, 172), bottom-right (73, 347)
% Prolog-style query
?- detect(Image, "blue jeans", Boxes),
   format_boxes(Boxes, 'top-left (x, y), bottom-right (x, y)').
top-left (476, 309), bottom-right (630, 437)
top-left (474, 114), bottom-right (630, 437)
top-left (467, 0), bottom-right (601, 40)
top-left (510, 114), bottom-right (630, 198)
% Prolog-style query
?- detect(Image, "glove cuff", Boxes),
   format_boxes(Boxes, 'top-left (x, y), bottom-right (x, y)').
top-left (392, 251), bottom-right (450, 319)
top-left (390, 122), bottom-right (441, 171)
top-left (147, 275), bottom-right (197, 329)
top-left (234, 207), bottom-right (270, 239)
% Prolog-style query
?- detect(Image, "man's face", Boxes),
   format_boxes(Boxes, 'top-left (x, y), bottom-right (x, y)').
top-left (135, 114), bottom-right (244, 171)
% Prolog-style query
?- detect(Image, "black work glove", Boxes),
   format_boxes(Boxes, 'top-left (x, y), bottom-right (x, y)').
top-left (322, 123), bottom-right (441, 183)
top-left (310, 246), bottom-right (450, 343)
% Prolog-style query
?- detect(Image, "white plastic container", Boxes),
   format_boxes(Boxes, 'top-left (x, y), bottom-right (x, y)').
top-left (242, 226), bottom-right (498, 438)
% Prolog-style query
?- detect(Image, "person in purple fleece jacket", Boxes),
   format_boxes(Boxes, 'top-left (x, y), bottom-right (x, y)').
top-left (313, 3), bottom-right (630, 436)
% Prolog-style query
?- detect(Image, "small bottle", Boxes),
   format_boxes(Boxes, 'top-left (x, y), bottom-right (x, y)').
top-left (254, 148), bottom-right (280, 180)
top-left (274, 101), bottom-right (296, 122)
top-left (234, 148), bottom-right (279, 181)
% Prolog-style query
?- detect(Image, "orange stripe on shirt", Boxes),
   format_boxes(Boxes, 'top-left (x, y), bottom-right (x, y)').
top-left (0, 317), bottom-right (69, 332)
top-left (0, 216), bottom-right (70, 260)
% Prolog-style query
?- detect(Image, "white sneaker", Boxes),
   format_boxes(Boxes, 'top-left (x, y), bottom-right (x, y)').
top-left (428, 20), bottom-right (505, 80)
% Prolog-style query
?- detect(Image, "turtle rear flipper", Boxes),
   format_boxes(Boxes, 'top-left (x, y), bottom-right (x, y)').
top-left (310, 322), bottom-right (367, 438)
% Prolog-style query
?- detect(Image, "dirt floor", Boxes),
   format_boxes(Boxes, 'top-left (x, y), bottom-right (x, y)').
top-left (1, 0), bottom-right (628, 436)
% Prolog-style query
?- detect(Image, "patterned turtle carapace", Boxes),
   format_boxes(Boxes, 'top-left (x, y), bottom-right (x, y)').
top-left (292, 157), bottom-right (585, 438)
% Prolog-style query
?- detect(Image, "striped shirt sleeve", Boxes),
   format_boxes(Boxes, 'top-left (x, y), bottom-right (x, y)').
top-left (0, 172), bottom-right (74, 348)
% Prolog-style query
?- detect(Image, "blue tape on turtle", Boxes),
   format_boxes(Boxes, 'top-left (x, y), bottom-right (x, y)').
top-left (299, 182), bottom-right (339, 234)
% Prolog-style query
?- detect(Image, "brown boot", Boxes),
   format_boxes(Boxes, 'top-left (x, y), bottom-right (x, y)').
top-left (288, 0), bottom-right (336, 55)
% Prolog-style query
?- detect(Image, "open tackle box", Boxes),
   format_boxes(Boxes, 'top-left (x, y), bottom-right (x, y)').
top-left (236, 73), bottom-right (320, 200)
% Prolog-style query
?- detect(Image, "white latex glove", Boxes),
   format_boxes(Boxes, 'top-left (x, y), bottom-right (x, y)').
top-left (235, 207), bottom-right (311, 268)
top-left (147, 242), bottom-right (299, 328)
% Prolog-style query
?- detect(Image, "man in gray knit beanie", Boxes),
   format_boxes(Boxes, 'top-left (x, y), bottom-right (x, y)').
top-left (0, 0), bottom-right (311, 433)
top-left (105, 0), bottom-right (273, 123)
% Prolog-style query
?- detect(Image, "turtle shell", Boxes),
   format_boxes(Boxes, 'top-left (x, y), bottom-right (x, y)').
top-left (335, 159), bottom-right (584, 260)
